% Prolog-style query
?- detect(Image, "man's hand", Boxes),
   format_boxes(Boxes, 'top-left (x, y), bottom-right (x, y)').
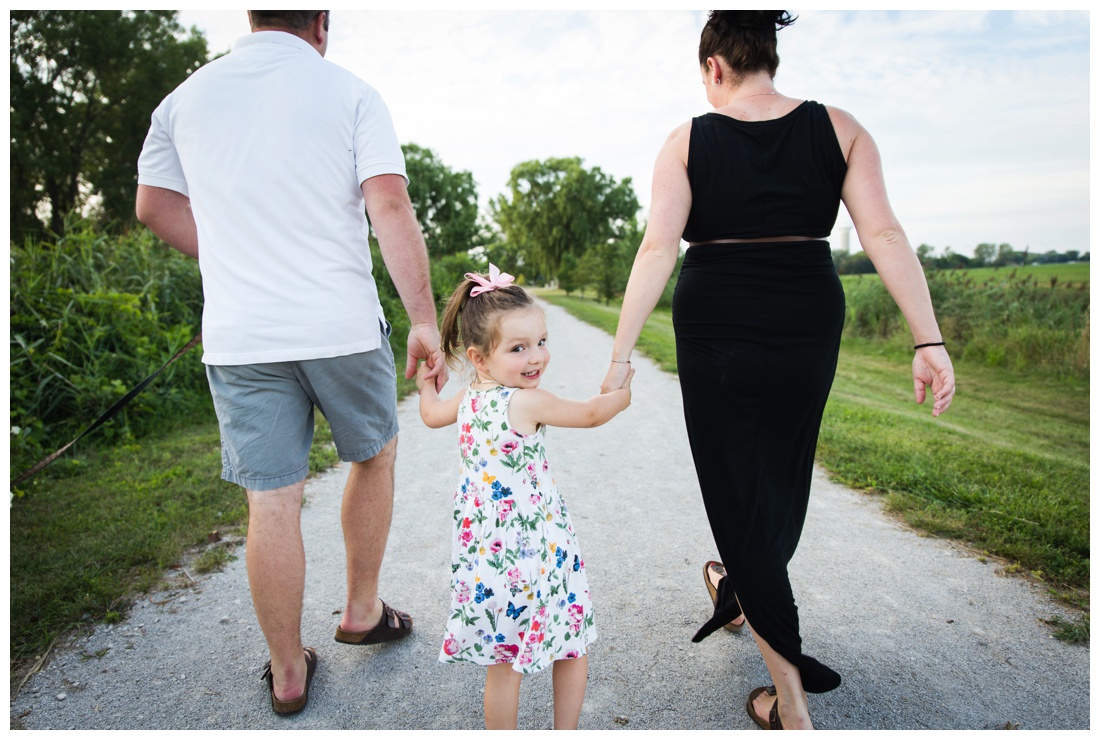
top-left (407, 322), bottom-right (447, 393)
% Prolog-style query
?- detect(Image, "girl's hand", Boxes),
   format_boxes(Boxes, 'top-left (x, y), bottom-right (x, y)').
top-left (415, 361), bottom-right (434, 394)
top-left (601, 361), bottom-right (633, 394)
top-left (913, 345), bottom-right (955, 417)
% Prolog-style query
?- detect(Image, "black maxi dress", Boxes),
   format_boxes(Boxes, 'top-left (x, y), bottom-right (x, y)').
top-left (676, 101), bottom-right (846, 694)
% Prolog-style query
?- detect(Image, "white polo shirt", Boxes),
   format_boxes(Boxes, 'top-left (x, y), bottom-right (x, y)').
top-left (138, 31), bottom-right (408, 365)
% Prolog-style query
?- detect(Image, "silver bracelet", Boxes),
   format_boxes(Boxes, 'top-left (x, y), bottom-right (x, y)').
top-left (611, 359), bottom-right (631, 364)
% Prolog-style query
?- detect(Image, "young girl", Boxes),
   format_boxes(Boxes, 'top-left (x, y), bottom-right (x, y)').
top-left (416, 265), bottom-right (633, 730)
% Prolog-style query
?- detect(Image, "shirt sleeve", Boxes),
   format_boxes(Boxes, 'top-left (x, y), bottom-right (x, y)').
top-left (137, 103), bottom-right (190, 197)
top-left (353, 83), bottom-right (409, 186)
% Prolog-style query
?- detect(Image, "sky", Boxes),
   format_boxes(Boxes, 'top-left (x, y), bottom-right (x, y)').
top-left (176, 8), bottom-right (1091, 257)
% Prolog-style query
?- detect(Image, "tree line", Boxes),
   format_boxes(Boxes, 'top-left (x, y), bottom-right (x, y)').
top-left (13, 11), bottom-right (1087, 299)
top-left (833, 242), bottom-right (1088, 276)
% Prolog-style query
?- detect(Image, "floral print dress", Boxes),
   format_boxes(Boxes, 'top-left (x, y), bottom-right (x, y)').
top-left (439, 385), bottom-right (597, 673)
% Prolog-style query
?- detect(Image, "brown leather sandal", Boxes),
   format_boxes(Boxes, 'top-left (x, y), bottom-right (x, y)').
top-left (261, 646), bottom-right (318, 716)
top-left (334, 600), bottom-right (413, 645)
top-left (704, 560), bottom-right (745, 633)
top-left (746, 685), bottom-right (782, 730)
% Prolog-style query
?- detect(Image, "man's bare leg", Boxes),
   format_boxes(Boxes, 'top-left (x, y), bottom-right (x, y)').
top-left (338, 436), bottom-right (398, 631)
top-left (246, 481), bottom-right (309, 701)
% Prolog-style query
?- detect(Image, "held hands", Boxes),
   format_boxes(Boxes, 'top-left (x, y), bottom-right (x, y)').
top-left (601, 361), bottom-right (634, 394)
top-left (415, 360), bottom-right (435, 394)
top-left (407, 322), bottom-right (447, 393)
top-left (913, 345), bottom-right (955, 417)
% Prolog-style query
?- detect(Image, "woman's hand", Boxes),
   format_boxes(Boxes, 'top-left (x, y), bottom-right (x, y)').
top-left (913, 345), bottom-right (955, 417)
top-left (601, 361), bottom-right (633, 394)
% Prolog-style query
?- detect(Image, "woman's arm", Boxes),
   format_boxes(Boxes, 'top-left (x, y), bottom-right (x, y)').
top-left (601, 123), bottom-right (693, 393)
top-left (831, 107), bottom-right (956, 416)
top-left (416, 363), bottom-right (462, 428)
top-left (511, 372), bottom-right (633, 434)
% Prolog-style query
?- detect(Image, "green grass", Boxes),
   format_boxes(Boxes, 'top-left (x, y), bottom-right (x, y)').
top-left (539, 291), bottom-right (1090, 610)
top-left (953, 262), bottom-right (1090, 287)
top-left (8, 408), bottom-right (341, 668)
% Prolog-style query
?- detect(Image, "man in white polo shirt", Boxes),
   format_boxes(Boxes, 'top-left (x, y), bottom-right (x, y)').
top-left (135, 10), bottom-right (446, 715)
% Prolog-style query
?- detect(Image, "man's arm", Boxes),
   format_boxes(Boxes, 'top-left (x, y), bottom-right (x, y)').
top-left (361, 174), bottom-right (446, 390)
top-left (135, 184), bottom-right (199, 259)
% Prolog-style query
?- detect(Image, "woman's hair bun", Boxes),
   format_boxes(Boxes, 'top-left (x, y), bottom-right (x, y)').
top-left (708, 10), bottom-right (796, 32)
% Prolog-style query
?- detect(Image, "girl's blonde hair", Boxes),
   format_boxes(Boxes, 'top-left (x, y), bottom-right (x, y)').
top-left (439, 273), bottom-right (535, 371)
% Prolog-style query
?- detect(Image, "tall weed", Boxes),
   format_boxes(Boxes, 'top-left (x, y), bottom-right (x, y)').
top-left (10, 218), bottom-right (207, 473)
top-left (843, 268), bottom-right (1090, 377)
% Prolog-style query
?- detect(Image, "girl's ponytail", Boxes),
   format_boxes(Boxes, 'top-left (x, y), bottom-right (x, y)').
top-left (440, 276), bottom-right (478, 369)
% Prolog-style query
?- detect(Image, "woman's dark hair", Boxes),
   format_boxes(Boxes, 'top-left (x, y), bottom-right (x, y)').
top-left (439, 275), bottom-right (536, 371)
top-left (698, 10), bottom-right (796, 81)
top-left (248, 11), bottom-right (329, 32)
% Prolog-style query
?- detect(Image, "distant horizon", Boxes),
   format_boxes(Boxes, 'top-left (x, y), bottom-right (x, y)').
top-left (177, 9), bottom-right (1090, 258)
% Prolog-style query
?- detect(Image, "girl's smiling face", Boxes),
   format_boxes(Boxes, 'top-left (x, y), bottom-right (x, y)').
top-left (469, 307), bottom-right (549, 388)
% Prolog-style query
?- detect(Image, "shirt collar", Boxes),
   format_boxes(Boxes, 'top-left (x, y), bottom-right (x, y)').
top-left (233, 30), bottom-right (317, 55)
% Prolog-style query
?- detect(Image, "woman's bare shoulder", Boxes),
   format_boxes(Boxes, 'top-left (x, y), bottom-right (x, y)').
top-left (824, 104), bottom-right (869, 161)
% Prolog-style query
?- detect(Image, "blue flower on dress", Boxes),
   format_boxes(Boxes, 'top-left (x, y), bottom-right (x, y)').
top-left (495, 633), bottom-right (506, 643)
top-left (490, 480), bottom-right (513, 500)
top-left (474, 582), bottom-right (494, 603)
top-left (555, 547), bottom-right (568, 569)
top-left (568, 592), bottom-right (576, 604)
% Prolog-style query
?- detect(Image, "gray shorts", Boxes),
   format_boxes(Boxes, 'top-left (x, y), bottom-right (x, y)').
top-left (205, 335), bottom-right (398, 491)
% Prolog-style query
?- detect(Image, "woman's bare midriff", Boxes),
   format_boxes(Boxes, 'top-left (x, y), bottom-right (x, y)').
top-left (689, 236), bottom-right (819, 246)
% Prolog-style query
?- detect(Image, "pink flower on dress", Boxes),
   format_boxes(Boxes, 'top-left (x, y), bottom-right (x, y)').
top-left (565, 650), bottom-right (580, 660)
top-left (455, 581), bottom-right (470, 604)
top-left (443, 635), bottom-right (460, 655)
top-left (490, 538), bottom-right (503, 553)
top-left (494, 644), bottom-right (519, 662)
top-left (500, 440), bottom-right (519, 455)
top-left (498, 500), bottom-right (514, 523)
top-left (459, 528), bottom-right (473, 546)
top-left (568, 603), bottom-right (585, 632)
top-left (470, 396), bottom-right (480, 414)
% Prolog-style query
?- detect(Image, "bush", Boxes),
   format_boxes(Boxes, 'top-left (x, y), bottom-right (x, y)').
top-left (10, 218), bottom-right (208, 474)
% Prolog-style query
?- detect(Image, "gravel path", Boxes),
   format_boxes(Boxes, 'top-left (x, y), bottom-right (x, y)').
top-left (10, 299), bottom-right (1089, 731)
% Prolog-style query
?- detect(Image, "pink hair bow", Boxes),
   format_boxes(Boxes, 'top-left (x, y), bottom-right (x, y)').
top-left (465, 264), bottom-right (515, 296)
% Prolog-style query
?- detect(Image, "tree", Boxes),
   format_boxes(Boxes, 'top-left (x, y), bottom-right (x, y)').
top-left (915, 244), bottom-right (936, 265)
top-left (994, 243), bottom-right (1018, 267)
top-left (491, 157), bottom-right (639, 281)
top-left (579, 218), bottom-right (643, 303)
top-left (10, 11), bottom-right (208, 237)
top-left (973, 243), bottom-right (995, 265)
top-left (401, 143), bottom-right (482, 257)
top-left (558, 252), bottom-right (582, 295)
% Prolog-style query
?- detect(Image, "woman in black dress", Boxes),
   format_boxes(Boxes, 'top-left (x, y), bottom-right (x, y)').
top-left (601, 10), bottom-right (955, 730)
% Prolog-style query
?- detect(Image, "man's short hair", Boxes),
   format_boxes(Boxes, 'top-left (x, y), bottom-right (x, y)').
top-left (248, 11), bottom-right (329, 32)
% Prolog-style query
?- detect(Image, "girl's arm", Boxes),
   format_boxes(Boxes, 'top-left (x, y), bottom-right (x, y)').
top-left (601, 123), bottom-right (692, 393)
top-left (417, 363), bottom-right (462, 428)
top-left (511, 371), bottom-right (634, 433)
top-left (830, 106), bottom-right (955, 417)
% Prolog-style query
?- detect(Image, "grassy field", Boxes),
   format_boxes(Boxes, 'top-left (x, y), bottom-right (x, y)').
top-left (538, 289), bottom-right (1090, 618)
top-left (8, 410), bottom-right (339, 670)
top-left (952, 262), bottom-right (1090, 286)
